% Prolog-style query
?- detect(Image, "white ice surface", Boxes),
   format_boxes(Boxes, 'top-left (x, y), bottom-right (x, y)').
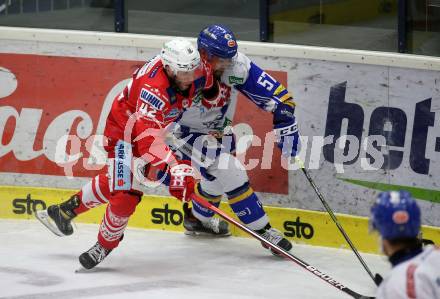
top-left (0, 219), bottom-right (390, 299)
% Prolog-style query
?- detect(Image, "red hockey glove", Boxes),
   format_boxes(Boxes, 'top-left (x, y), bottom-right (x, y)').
top-left (168, 160), bottom-right (195, 202)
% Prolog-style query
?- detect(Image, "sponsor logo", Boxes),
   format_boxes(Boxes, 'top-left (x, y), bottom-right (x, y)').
top-left (114, 141), bottom-right (131, 191)
top-left (324, 81), bottom-right (437, 175)
top-left (148, 66), bottom-right (160, 78)
top-left (0, 54), bottom-right (287, 195)
top-left (140, 88), bottom-right (165, 110)
top-left (151, 204), bottom-right (183, 226)
top-left (236, 207), bottom-right (251, 217)
top-left (306, 266), bottom-right (346, 290)
top-left (12, 194), bottom-right (46, 215)
top-left (116, 142), bottom-right (125, 179)
top-left (164, 108), bottom-right (179, 120)
top-left (203, 28), bottom-right (217, 40)
top-left (283, 216), bottom-right (314, 239)
top-left (392, 211), bottom-right (409, 224)
top-left (228, 76), bottom-right (244, 85)
top-left (192, 200), bottom-right (211, 214)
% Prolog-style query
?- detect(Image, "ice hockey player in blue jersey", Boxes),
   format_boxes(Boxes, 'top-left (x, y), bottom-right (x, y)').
top-left (370, 190), bottom-right (440, 299)
top-left (164, 24), bottom-right (300, 255)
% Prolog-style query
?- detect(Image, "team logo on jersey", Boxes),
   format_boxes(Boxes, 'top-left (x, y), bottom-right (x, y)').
top-left (164, 108), bottom-right (179, 120)
top-left (228, 76), bottom-right (243, 85)
top-left (140, 88), bottom-right (165, 110)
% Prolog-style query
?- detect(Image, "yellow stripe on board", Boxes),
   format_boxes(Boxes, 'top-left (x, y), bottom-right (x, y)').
top-left (1, 185), bottom-right (439, 254)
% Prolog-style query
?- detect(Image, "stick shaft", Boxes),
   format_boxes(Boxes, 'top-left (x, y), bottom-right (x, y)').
top-left (190, 193), bottom-right (374, 299)
top-left (295, 157), bottom-right (378, 284)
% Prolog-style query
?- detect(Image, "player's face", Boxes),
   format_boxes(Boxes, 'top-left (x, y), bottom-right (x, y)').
top-left (174, 70), bottom-right (196, 90)
top-left (210, 56), bottom-right (232, 77)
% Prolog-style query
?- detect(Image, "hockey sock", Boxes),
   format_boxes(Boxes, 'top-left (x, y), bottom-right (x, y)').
top-left (74, 174), bottom-right (111, 215)
top-left (191, 183), bottom-right (222, 222)
top-left (226, 182), bottom-right (269, 231)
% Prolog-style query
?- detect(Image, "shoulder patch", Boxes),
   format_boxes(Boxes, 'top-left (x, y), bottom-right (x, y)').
top-left (148, 66), bottom-right (160, 78)
top-left (228, 75), bottom-right (244, 85)
top-left (140, 88), bottom-right (165, 110)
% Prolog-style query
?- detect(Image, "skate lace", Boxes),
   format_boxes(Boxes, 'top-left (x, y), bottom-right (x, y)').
top-left (261, 228), bottom-right (283, 245)
top-left (89, 243), bottom-right (108, 263)
top-left (203, 217), bottom-right (221, 233)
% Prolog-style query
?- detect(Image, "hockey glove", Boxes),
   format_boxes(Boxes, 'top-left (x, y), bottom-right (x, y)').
top-left (273, 102), bottom-right (300, 157)
top-left (169, 160), bottom-right (195, 202)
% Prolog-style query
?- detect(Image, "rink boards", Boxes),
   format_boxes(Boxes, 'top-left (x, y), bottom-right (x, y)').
top-left (1, 185), bottom-right (438, 254)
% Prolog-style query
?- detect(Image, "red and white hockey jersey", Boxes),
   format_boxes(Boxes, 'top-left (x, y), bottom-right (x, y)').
top-left (377, 245), bottom-right (440, 299)
top-left (103, 55), bottom-right (213, 166)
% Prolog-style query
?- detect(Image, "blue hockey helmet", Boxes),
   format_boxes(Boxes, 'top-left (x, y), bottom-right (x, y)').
top-left (197, 24), bottom-right (238, 59)
top-left (370, 190), bottom-right (421, 240)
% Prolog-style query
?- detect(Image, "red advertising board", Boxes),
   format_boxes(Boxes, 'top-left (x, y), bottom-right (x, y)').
top-left (0, 53), bottom-right (287, 194)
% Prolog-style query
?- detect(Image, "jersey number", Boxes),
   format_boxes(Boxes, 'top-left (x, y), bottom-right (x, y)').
top-left (257, 72), bottom-right (275, 91)
top-left (139, 102), bottom-right (157, 119)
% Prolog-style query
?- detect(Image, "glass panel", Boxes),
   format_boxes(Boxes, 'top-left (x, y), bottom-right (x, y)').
top-left (126, 0), bottom-right (259, 41)
top-left (408, 0), bottom-right (440, 56)
top-left (269, 0), bottom-right (398, 52)
top-left (0, 0), bottom-right (115, 32)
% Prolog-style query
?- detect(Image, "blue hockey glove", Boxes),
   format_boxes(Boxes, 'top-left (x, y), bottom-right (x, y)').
top-left (273, 102), bottom-right (300, 157)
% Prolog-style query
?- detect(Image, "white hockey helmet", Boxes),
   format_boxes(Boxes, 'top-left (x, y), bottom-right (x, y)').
top-left (160, 38), bottom-right (201, 76)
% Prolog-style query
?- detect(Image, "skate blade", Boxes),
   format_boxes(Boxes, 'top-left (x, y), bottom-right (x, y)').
top-left (184, 230), bottom-right (232, 238)
top-left (75, 266), bottom-right (97, 273)
top-left (35, 209), bottom-right (65, 237)
top-left (261, 242), bottom-right (290, 257)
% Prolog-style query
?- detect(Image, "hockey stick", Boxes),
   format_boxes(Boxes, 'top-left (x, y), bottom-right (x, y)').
top-left (293, 157), bottom-right (383, 286)
top-left (191, 193), bottom-right (375, 299)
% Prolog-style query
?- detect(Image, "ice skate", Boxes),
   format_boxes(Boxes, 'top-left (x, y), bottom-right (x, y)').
top-left (35, 195), bottom-right (80, 237)
top-left (78, 241), bottom-right (112, 270)
top-left (183, 206), bottom-right (230, 237)
top-left (257, 225), bottom-right (292, 256)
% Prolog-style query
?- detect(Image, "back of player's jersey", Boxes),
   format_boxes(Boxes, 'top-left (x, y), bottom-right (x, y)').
top-left (377, 245), bottom-right (440, 299)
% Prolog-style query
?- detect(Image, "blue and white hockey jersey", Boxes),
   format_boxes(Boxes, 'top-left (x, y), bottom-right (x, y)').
top-left (176, 51), bottom-right (293, 136)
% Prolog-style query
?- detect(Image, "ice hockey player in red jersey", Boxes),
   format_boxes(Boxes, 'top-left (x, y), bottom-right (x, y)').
top-left (36, 38), bottom-right (215, 270)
